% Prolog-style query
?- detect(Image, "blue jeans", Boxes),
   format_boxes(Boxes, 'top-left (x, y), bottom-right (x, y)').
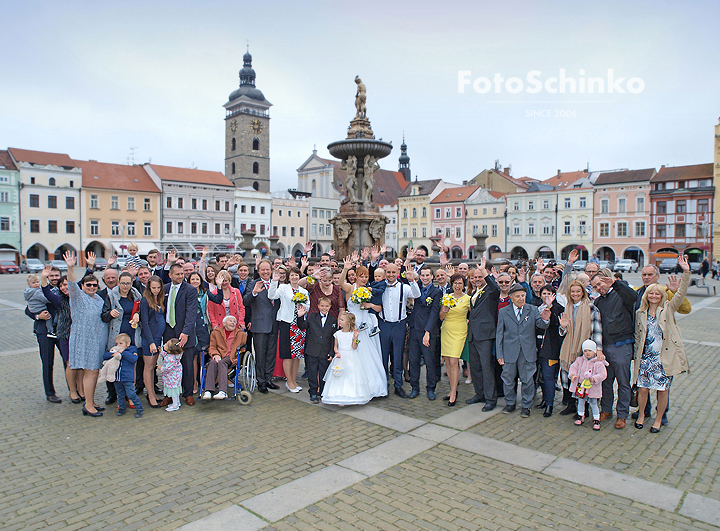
top-left (539, 358), bottom-right (559, 405)
top-left (115, 381), bottom-right (143, 412)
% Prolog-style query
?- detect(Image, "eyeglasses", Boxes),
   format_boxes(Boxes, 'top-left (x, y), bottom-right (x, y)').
top-left (85, 283), bottom-right (98, 288)
top-left (497, 281), bottom-right (511, 285)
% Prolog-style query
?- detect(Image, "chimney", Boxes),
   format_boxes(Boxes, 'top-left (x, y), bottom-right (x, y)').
top-left (503, 167), bottom-right (510, 175)
top-left (557, 169), bottom-right (561, 176)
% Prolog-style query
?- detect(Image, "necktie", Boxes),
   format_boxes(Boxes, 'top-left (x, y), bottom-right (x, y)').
top-left (168, 285), bottom-right (178, 328)
top-left (321, 314), bottom-right (327, 327)
top-left (515, 307), bottom-right (522, 322)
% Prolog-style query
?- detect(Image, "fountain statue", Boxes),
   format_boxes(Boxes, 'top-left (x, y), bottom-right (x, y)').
top-left (328, 77), bottom-right (392, 257)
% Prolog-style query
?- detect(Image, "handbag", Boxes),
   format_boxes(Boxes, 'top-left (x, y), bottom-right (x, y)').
top-left (629, 384), bottom-right (639, 408)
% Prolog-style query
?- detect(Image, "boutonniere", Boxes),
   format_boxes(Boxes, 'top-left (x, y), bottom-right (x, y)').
top-left (401, 271), bottom-right (407, 279)
top-left (425, 296), bottom-right (433, 306)
top-left (524, 316), bottom-right (529, 322)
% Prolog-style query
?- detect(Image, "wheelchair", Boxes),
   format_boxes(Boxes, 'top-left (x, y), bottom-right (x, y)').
top-left (198, 344), bottom-right (256, 405)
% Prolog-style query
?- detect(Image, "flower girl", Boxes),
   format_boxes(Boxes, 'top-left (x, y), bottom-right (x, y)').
top-left (322, 311), bottom-right (372, 406)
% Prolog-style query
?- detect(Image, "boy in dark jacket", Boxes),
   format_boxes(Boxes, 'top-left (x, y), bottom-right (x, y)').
top-left (104, 333), bottom-right (143, 418)
top-left (296, 297), bottom-right (337, 403)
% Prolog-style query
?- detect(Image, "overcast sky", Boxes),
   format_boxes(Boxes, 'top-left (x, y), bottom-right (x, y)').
top-left (1, 0), bottom-right (718, 190)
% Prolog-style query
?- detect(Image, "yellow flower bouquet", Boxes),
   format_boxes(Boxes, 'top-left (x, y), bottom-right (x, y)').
top-left (441, 294), bottom-right (457, 308)
top-left (351, 286), bottom-right (372, 305)
top-left (292, 292), bottom-right (308, 305)
top-left (306, 276), bottom-right (316, 285)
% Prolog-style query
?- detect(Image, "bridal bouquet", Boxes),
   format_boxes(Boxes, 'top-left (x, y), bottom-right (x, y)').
top-left (305, 276), bottom-right (316, 285)
top-left (441, 294), bottom-right (457, 308)
top-left (292, 292), bottom-right (308, 305)
top-left (351, 286), bottom-right (372, 305)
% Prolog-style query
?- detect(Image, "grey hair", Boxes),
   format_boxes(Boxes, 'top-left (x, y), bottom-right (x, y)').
top-left (597, 267), bottom-right (614, 278)
top-left (222, 315), bottom-right (237, 326)
top-left (314, 266), bottom-right (333, 279)
top-left (497, 272), bottom-right (512, 281)
top-left (642, 264), bottom-right (660, 276)
top-left (530, 273), bottom-right (544, 282)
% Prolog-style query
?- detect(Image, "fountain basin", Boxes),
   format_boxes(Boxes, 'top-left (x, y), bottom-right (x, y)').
top-left (327, 138), bottom-right (393, 160)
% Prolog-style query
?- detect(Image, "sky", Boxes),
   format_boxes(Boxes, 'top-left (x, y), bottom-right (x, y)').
top-left (1, 0), bottom-right (718, 191)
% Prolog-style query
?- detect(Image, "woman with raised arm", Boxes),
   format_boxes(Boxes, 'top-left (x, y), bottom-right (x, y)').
top-left (64, 251), bottom-right (108, 417)
top-left (299, 265), bottom-right (345, 318)
top-left (633, 254), bottom-right (691, 433)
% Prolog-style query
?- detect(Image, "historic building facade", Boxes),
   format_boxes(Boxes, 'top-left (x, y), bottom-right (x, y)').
top-left (0, 151), bottom-right (21, 261)
top-left (464, 188), bottom-right (506, 259)
top-left (430, 185), bottom-right (479, 259)
top-left (505, 184), bottom-right (559, 260)
top-left (271, 190), bottom-right (310, 258)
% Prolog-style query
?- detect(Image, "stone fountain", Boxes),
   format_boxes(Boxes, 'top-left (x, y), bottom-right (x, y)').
top-left (328, 76), bottom-right (392, 257)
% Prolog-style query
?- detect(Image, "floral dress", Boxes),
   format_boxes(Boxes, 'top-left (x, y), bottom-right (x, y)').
top-left (289, 288), bottom-right (306, 359)
top-left (638, 315), bottom-right (673, 391)
top-left (160, 351), bottom-right (183, 398)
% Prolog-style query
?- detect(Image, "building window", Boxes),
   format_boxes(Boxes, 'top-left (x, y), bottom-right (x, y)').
top-left (48, 220), bottom-right (57, 233)
top-left (166, 221), bottom-right (172, 234)
top-left (422, 207), bottom-right (427, 218)
top-left (202, 199), bottom-right (207, 210)
top-left (0, 217), bottom-right (11, 230)
top-left (48, 196), bottom-right (57, 209)
top-left (412, 208), bottom-right (417, 218)
top-left (543, 224), bottom-right (550, 235)
top-left (564, 221), bottom-right (571, 235)
top-left (481, 224), bottom-right (487, 234)
top-left (528, 201), bottom-right (534, 210)
top-left (0, 175), bottom-right (7, 183)
top-left (483, 208), bottom-right (487, 215)
top-left (231, 138), bottom-right (236, 151)
top-left (579, 220), bottom-right (586, 235)
top-left (111, 196), bottom-right (119, 210)
top-left (225, 201), bottom-right (230, 212)
top-left (127, 221), bottom-right (135, 236)
top-left (456, 207), bottom-right (462, 217)
top-left (436, 227), bottom-right (442, 236)
top-left (542, 200), bottom-right (549, 209)
top-left (253, 138), bottom-right (259, 151)
top-left (492, 225), bottom-right (498, 237)
top-left (192, 198), bottom-right (197, 209)
top-left (402, 208), bottom-right (407, 218)
top-left (657, 201), bottom-right (667, 214)
top-left (635, 222), bottom-right (645, 237)
top-left (326, 224), bottom-right (331, 236)
top-left (66, 197), bottom-right (74, 209)
top-left (66, 221), bottom-right (74, 234)
top-left (312, 224), bottom-right (317, 236)
top-left (231, 163), bottom-right (235, 174)
top-left (617, 222), bottom-right (627, 237)
top-left (201, 223), bottom-right (207, 235)
top-left (445, 227), bottom-right (451, 238)
top-left (528, 223), bottom-right (535, 235)
top-left (139, 222), bottom-right (150, 237)
top-left (618, 198), bottom-right (626, 213)
top-left (319, 225), bottom-right (324, 236)
top-left (251, 206), bottom-right (256, 214)
top-left (215, 223), bottom-right (220, 235)
top-left (253, 181), bottom-right (259, 191)
top-left (402, 228), bottom-right (407, 238)
top-left (191, 222), bottom-right (197, 234)
top-left (445, 207), bottom-right (451, 218)
top-left (422, 227), bottom-right (427, 237)
top-left (435, 208), bottom-right (441, 218)
top-left (30, 219), bottom-right (39, 233)
top-left (513, 225), bottom-right (520, 235)
top-left (260, 206), bottom-right (265, 215)
top-left (290, 227), bottom-right (295, 237)
top-left (299, 227), bottom-right (304, 237)
top-left (30, 177), bottom-right (35, 184)
top-left (282, 226), bottom-right (287, 236)
top-left (166, 197), bottom-right (172, 209)
top-left (178, 198), bottom-right (183, 209)
top-left (241, 205), bottom-right (246, 214)
top-left (127, 197), bottom-right (135, 211)
top-left (272, 225), bottom-right (278, 235)
top-left (412, 228), bottom-right (417, 238)
top-left (298, 211), bottom-right (302, 218)
top-left (253, 162), bottom-right (259, 174)
top-left (698, 199), bottom-right (709, 212)
top-left (224, 223), bottom-right (230, 235)
top-left (177, 222), bottom-right (183, 234)
top-left (564, 198), bottom-right (571, 209)
top-left (600, 222), bottom-right (609, 237)
top-left (636, 197), bottom-right (644, 213)
top-left (601, 199), bottom-right (608, 214)
top-left (676, 200), bottom-right (686, 213)
top-left (90, 220), bottom-right (99, 236)
top-left (579, 197), bottom-right (587, 208)
top-left (455, 227), bottom-right (461, 238)
top-left (48, 177), bottom-right (56, 186)
top-left (29, 194), bottom-right (39, 207)
top-left (142, 197), bottom-right (151, 211)
top-left (675, 224), bottom-right (685, 238)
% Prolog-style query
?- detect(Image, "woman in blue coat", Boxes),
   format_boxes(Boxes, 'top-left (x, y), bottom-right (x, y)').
top-left (140, 275), bottom-right (166, 407)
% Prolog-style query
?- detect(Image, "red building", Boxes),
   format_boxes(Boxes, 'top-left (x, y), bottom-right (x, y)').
top-left (430, 185), bottom-right (479, 259)
top-left (649, 163), bottom-right (714, 264)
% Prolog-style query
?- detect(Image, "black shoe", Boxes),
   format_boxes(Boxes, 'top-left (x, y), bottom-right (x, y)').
top-left (310, 395), bottom-right (319, 404)
top-left (71, 397), bottom-right (83, 404)
top-left (135, 410), bottom-right (143, 418)
top-left (466, 395), bottom-right (485, 405)
top-left (502, 405), bottom-right (516, 413)
top-left (521, 408), bottom-right (530, 418)
top-left (394, 387), bottom-right (408, 398)
top-left (146, 396), bottom-right (161, 408)
top-left (535, 400), bottom-right (547, 409)
top-left (82, 406), bottom-right (103, 417)
top-left (46, 395), bottom-right (62, 403)
top-left (427, 390), bottom-right (437, 401)
top-left (561, 388), bottom-right (571, 406)
top-left (448, 397), bottom-right (457, 407)
top-left (105, 396), bottom-right (117, 405)
top-left (257, 385), bottom-right (268, 394)
top-left (482, 403), bottom-right (496, 412)
top-left (443, 395), bottom-right (451, 401)
top-left (543, 406), bottom-right (553, 418)
top-left (408, 388), bottom-right (419, 399)
top-left (559, 399), bottom-right (577, 416)
top-left (266, 382), bottom-right (279, 390)
top-left (650, 426), bottom-right (660, 433)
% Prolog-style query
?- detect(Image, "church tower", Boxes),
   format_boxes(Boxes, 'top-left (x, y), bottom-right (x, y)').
top-left (223, 48), bottom-right (272, 191)
top-left (398, 135), bottom-right (411, 182)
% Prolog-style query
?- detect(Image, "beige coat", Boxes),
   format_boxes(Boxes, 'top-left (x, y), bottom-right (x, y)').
top-left (633, 271), bottom-right (690, 383)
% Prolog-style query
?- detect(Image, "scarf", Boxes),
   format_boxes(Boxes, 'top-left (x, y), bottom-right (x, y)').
top-left (559, 299), bottom-right (591, 372)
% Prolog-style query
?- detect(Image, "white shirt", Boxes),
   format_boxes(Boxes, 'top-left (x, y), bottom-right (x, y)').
top-left (165, 282), bottom-right (180, 323)
top-left (381, 280), bottom-right (421, 322)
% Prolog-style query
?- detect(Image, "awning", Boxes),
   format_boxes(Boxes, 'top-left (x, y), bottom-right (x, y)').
top-left (109, 241), bottom-right (160, 255)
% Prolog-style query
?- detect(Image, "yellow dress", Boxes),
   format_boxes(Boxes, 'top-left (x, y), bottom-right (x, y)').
top-left (440, 293), bottom-right (471, 358)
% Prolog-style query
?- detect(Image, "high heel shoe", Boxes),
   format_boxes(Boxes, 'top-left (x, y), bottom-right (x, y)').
top-left (82, 406), bottom-right (103, 417)
top-left (649, 426), bottom-right (660, 433)
top-left (443, 395), bottom-right (451, 401)
top-left (448, 395), bottom-right (457, 407)
top-left (71, 397), bottom-right (83, 404)
top-left (146, 396), bottom-right (161, 409)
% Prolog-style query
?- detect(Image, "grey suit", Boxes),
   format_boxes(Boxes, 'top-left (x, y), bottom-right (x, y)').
top-left (496, 303), bottom-right (549, 409)
top-left (243, 279), bottom-right (279, 386)
top-left (468, 275), bottom-right (500, 404)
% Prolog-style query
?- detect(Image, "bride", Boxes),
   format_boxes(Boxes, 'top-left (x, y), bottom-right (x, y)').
top-left (339, 252), bottom-right (388, 398)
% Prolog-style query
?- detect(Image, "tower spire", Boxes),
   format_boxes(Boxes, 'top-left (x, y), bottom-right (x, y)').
top-left (398, 134), bottom-right (410, 182)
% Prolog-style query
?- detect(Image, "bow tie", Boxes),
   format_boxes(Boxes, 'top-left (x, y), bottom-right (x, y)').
top-left (386, 282), bottom-right (398, 287)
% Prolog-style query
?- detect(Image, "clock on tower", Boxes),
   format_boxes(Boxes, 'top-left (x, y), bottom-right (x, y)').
top-left (223, 49), bottom-right (272, 191)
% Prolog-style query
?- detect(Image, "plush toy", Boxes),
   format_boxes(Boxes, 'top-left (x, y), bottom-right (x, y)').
top-left (98, 348), bottom-right (122, 383)
top-left (574, 370), bottom-right (593, 398)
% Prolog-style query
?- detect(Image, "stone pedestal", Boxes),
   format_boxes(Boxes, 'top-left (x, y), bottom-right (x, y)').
top-left (330, 212), bottom-right (389, 259)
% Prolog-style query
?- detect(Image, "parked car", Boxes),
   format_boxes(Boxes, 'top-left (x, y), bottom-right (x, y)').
top-left (688, 260), bottom-right (703, 274)
top-left (20, 258), bottom-right (45, 273)
top-left (94, 257), bottom-right (108, 270)
top-left (598, 260), bottom-right (615, 270)
top-left (614, 259), bottom-right (639, 273)
top-left (51, 260), bottom-right (68, 272)
top-left (571, 260), bottom-right (587, 271)
top-left (0, 261), bottom-right (19, 274)
top-left (116, 257), bottom-right (128, 269)
top-left (658, 258), bottom-right (681, 274)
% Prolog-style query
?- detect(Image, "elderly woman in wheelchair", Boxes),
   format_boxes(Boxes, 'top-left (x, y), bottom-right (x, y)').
top-left (202, 315), bottom-right (247, 400)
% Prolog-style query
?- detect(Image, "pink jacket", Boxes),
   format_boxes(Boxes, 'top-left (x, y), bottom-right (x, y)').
top-left (568, 355), bottom-right (608, 399)
top-left (207, 286), bottom-right (246, 330)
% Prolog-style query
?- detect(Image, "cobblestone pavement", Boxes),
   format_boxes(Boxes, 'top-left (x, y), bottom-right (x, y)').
top-left (2, 272), bottom-right (720, 530)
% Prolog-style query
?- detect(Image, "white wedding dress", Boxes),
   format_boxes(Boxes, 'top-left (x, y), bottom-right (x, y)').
top-left (322, 331), bottom-right (372, 405)
top-left (346, 297), bottom-right (388, 398)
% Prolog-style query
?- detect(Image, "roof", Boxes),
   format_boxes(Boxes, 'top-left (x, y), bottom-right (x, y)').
top-left (430, 185), bottom-right (480, 204)
top-left (398, 179), bottom-right (443, 198)
top-left (318, 157), bottom-right (406, 205)
top-left (525, 183), bottom-right (557, 193)
top-left (9, 148), bottom-right (77, 168)
top-left (75, 159), bottom-right (161, 193)
top-left (147, 164), bottom-right (234, 187)
top-left (488, 191), bottom-right (506, 199)
top-left (0, 151), bottom-right (17, 171)
top-left (594, 168), bottom-right (656, 186)
top-left (543, 170), bottom-right (589, 188)
top-left (652, 163), bottom-right (713, 183)
top-left (491, 169), bottom-right (530, 189)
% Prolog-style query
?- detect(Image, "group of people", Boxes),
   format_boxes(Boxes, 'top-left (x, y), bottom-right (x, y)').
top-left (27, 242), bottom-right (693, 432)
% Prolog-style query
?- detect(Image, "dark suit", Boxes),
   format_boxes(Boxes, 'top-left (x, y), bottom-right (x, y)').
top-left (468, 275), bottom-right (500, 405)
top-left (297, 312), bottom-right (337, 397)
top-left (407, 283), bottom-right (441, 392)
top-left (243, 278), bottom-right (279, 386)
top-left (496, 303), bottom-right (549, 409)
top-left (163, 281), bottom-right (198, 397)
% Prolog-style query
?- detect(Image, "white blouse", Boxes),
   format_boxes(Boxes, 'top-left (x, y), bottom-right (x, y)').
top-left (267, 281), bottom-right (310, 323)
